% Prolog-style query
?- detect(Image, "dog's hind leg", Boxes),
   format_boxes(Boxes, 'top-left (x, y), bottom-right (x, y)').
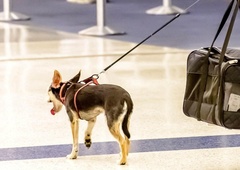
top-left (125, 135), bottom-right (130, 156)
top-left (84, 117), bottom-right (96, 148)
top-left (122, 99), bottom-right (132, 156)
top-left (124, 117), bottom-right (131, 156)
top-left (109, 121), bottom-right (128, 165)
top-left (67, 118), bottom-right (79, 159)
top-left (105, 111), bottom-right (128, 166)
top-left (106, 100), bottom-right (132, 165)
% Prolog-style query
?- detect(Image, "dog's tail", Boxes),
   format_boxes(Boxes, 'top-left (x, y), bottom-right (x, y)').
top-left (122, 93), bottom-right (133, 139)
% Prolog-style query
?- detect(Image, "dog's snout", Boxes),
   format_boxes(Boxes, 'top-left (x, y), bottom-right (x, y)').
top-left (48, 99), bottom-right (52, 103)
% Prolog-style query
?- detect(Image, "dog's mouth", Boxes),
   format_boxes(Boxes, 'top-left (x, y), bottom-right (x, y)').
top-left (48, 91), bottom-right (63, 115)
top-left (50, 103), bottom-right (63, 115)
top-left (50, 108), bottom-right (56, 115)
top-left (48, 99), bottom-right (57, 115)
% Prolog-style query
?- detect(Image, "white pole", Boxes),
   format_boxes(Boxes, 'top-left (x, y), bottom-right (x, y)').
top-left (164, 0), bottom-right (171, 7)
top-left (146, 0), bottom-right (187, 15)
top-left (0, 0), bottom-right (30, 21)
top-left (97, 0), bottom-right (105, 31)
top-left (79, 0), bottom-right (125, 36)
top-left (3, 0), bottom-right (11, 20)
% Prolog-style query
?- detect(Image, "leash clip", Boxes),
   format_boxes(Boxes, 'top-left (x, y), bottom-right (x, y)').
top-left (79, 74), bottom-right (100, 85)
top-left (92, 74), bottom-right (99, 80)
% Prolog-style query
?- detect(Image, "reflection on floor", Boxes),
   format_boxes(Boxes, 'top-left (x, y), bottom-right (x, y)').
top-left (1, 22), bottom-right (240, 170)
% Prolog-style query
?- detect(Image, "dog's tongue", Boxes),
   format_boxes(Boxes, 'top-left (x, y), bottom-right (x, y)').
top-left (50, 108), bottom-right (56, 115)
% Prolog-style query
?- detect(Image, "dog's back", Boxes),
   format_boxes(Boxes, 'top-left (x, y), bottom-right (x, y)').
top-left (66, 84), bottom-right (132, 117)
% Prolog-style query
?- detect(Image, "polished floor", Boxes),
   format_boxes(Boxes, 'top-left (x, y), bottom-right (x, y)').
top-left (1, 21), bottom-right (240, 170)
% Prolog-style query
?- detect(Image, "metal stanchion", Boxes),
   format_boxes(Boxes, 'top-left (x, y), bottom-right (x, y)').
top-left (146, 0), bottom-right (187, 15)
top-left (79, 0), bottom-right (125, 36)
top-left (0, 0), bottom-right (30, 21)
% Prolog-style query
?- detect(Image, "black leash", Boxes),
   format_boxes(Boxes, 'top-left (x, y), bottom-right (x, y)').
top-left (101, 13), bottom-right (181, 74)
top-left (82, 0), bottom-right (200, 82)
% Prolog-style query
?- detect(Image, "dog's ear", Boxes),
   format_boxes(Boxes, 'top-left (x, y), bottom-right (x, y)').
top-left (52, 70), bottom-right (62, 88)
top-left (69, 70), bottom-right (81, 83)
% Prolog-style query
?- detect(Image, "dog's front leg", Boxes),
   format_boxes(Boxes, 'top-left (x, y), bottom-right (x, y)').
top-left (67, 118), bottom-right (79, 159)
top-left (84, 117), bottom-right (96, 148)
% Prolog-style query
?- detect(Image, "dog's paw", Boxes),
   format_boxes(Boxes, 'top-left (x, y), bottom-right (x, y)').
top-left (66, 153), bottom-right (78, 159)
top-left (118, 155), bottom-right (127, 165)
top-left (85, 139), bottom-right (92, 148)
top-left (118, 159), bottom-right (127, 165)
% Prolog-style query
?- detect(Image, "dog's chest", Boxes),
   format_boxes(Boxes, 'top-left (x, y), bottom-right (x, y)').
top-left (79, 106), bottom-right (105, 120)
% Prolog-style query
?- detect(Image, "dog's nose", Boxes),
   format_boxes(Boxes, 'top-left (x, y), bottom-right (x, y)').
top-left (48, 99), bottom-right (52, 103)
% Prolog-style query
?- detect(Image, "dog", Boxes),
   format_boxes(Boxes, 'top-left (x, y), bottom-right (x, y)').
top-left (48, 70), bottom-right (133, 165)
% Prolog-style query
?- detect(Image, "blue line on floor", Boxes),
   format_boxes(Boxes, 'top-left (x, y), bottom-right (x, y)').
top-left (1, 134), bottom-right (240, 161)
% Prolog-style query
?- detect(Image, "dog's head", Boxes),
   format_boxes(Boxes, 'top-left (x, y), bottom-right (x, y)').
top-left (48, 70), bottom-right (81, 115)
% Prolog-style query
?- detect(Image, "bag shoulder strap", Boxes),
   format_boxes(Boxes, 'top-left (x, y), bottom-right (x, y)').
top-left (218, 0), bottom-right (239, 67)
top-left (209, 0), bottom-right (237, 49)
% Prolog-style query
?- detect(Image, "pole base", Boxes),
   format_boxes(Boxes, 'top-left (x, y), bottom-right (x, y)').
top-left (146, 5), bottom-right (188, 15)
top-left (0, 12), bottom-right (30, 21)
top-left (79, 26), bottom-right (125, 36)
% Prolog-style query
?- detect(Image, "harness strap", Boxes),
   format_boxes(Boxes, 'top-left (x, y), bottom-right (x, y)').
top-left (73, 79), bottom-right (99, 119)
top-left (59, 82), bottom-right (73, 104)
top-left (92, 78), bottom-right (99, 85)
top-left (59, 76), bottom-right (99, 119)
top-left (59, 83), bottom-right (66, 104)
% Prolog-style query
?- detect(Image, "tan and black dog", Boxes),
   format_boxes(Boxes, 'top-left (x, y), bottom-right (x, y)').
top-left (48, 70), bottom-right (133, 165)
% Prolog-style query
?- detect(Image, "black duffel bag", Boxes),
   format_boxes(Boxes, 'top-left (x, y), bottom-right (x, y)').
top-left (183, 0), bottom-right (240, 129)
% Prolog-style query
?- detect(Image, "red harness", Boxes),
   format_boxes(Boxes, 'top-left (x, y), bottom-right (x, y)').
top-left (59, 77), bottom-right (99, 119)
